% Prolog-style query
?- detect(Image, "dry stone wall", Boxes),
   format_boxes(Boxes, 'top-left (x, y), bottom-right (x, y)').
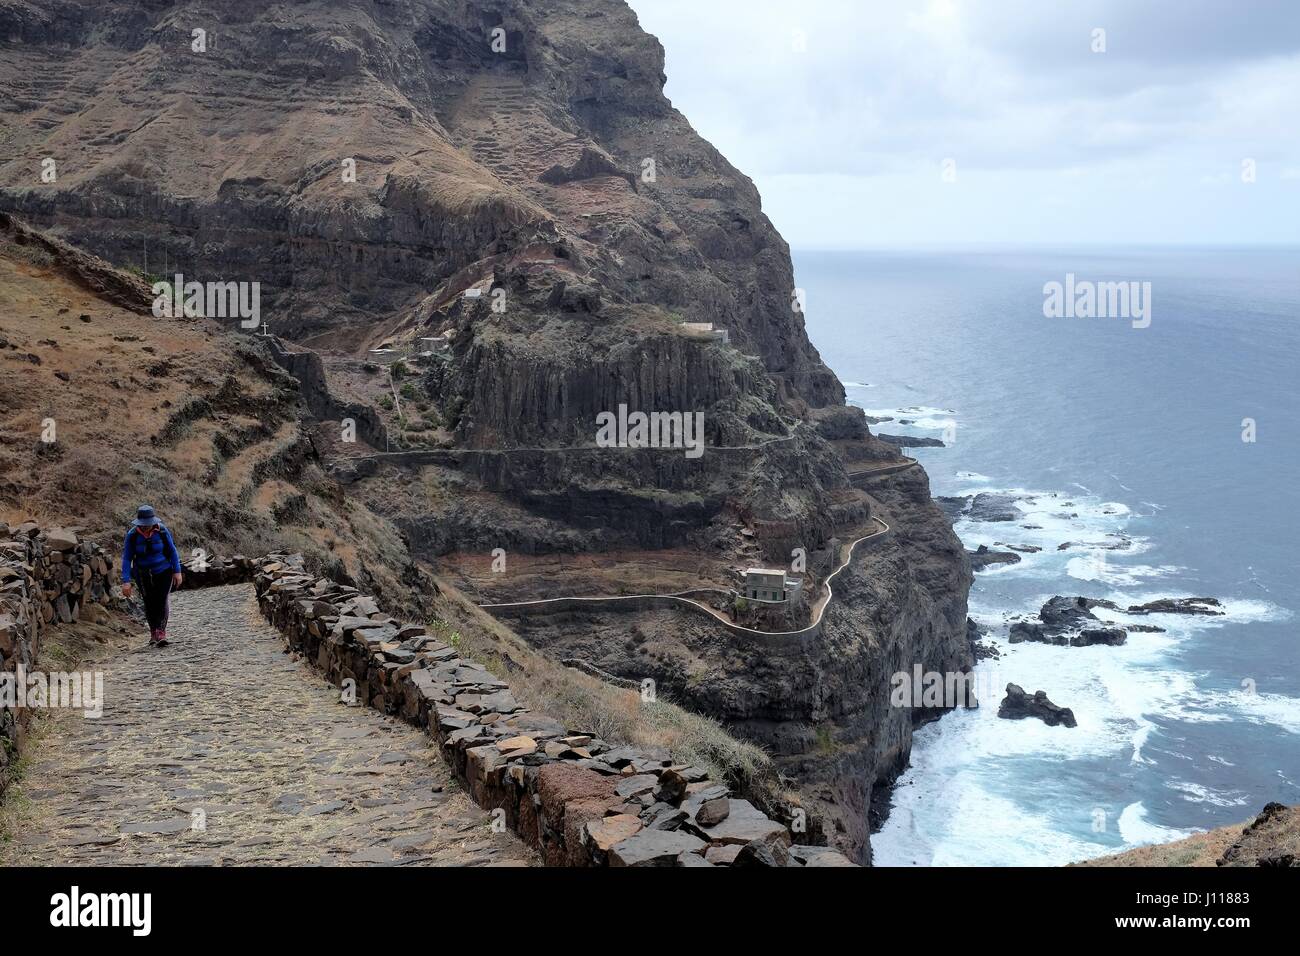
top-left (251, 553), bottom-right (856, 867)
top-left (1, 522), bottom-right (116, 790)
top-left (3, 525), bottom-right (855, 867)
top-left (1, 525), bottom-right (249, 792)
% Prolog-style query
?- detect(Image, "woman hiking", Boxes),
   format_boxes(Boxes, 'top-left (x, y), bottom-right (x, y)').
top-left (120, 505), bottom-right (183, 647)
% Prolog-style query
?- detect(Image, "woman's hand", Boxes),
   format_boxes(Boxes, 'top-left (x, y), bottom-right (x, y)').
top-left (121, 582), bottom-right (133, 598)
top-left (172, 572), bottom-right (183, 588)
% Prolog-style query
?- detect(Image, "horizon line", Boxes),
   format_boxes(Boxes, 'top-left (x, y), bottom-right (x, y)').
top-left (791, 241), bottom-right (1300, 253)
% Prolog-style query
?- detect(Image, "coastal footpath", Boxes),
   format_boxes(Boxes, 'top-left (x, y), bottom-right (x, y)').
top-left (2, 525), bottom-right (855, 866)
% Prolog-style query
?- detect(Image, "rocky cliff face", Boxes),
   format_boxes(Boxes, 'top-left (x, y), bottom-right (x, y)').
top-left (0, 0), bottom-right (839, 396)
top-left (502, 465), bottom-right (971, 862)
top-left (0, 0), bottom-right (972, 863)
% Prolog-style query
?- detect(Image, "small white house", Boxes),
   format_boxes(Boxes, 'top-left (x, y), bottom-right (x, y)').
top-left (681, 322), bottom-right (730, 344)
top-left (744, 568), bottom-right (799, 603)
top-left (420, 330), bottom-right (454, 352)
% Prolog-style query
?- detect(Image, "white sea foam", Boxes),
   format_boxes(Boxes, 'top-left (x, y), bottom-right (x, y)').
top-left (875, 473), bottom-right (1300, 867)
top-left (950, 482), bottom-right (1242, 594)
top-left (1067, 558), bottom-right (1183, 587)
top-left (1108, 473), bottom-right (1135, 493)
top-left (1117, 802), bottom-right (1195, 846)
top-left (1199, 688), bottom-right (1300, 735)
top-left (859, 405), bottom-right (957, 431)
top-left (1165, 780), bottom-right (1251, 808)
top-left (875, 580), bottom-right (1299, 865)
top-left (1114, 594), bottom-right (1291, 625)
top-left (873, 708), bottom-right (1115, 866)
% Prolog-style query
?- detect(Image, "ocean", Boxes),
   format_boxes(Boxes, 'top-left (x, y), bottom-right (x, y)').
top-left (795, 247), bottom-right (1300, 866)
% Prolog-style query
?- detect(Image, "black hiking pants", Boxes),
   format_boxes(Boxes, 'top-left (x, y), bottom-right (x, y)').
top-left (137, 570), bottom-right (173, 632)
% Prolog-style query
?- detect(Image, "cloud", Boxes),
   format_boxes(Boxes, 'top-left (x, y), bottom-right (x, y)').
top-left (627, 0), bottom-right (1300, 244)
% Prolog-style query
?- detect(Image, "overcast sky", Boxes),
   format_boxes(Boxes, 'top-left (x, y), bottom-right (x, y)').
top-left (626, 0), bottom-right (1300, 248)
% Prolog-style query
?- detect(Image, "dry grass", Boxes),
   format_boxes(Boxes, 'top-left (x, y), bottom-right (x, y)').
top-left (0, 240), bottom-right (438, 622)
top-left (428, 578), bottom-right (774, 793)
top-left (1075, 804), bottom-right (1300, 867)
top-left (441, 546), bottom-right (736, 602)
top-left (0, 248), bottom-right (269, 531)
top-left (1074, 828), bottom-right (1246, 867)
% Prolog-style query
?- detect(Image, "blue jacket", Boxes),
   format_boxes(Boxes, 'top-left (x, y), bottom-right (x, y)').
top-left (121, 524), bottom-right (181, 583)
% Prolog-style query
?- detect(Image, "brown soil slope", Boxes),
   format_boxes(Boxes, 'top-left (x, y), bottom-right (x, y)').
top-left (0, 212), bottom-right (421, 611)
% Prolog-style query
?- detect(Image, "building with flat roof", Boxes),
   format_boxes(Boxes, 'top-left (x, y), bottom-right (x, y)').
top-left (681, 322), bottom-right (730, 344)
top-left (744, 567), bottom-right (802, 603)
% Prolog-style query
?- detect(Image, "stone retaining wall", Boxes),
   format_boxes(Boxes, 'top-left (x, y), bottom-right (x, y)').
top-left (846, 459), bottom-right (918, 488)
top-left (4, 528), bottom-right (856, 866)
top-left (1, 522), bottom-right (116, 792)
top-left (176, 553), bottom-right (259, 590)
top-left (559, 658), bottom-right (642, 690)
top-left (479, 518), bottom-right (894, 645)
top-left (1, 529), bottom-right (253, 793)
top-left (483, 592), bottom-right (824, 644)
top-left (251, 553), bottom-right (856, 867)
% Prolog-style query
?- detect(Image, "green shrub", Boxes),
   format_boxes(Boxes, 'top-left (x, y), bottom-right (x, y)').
top-left (815, 724), bottom-right (836, 754)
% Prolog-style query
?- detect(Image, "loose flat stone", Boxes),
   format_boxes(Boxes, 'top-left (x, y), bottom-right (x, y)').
top-left (705, 844), bottom-right (743, 865)
top-left (682, 784), bottom-right (730, 815)
top-left (391, 832), bottom-right (436, 850)
top-left (585, 814), bottom-right (642, 852)
top-left (303, 800), bottom-right (348, 816)
top-left (609, 829), bottom-right (707, 867)
top-left (496, 735), bottom-right (537, 757)
top-left (696, 796), bottom-right (730, 827)
top-left (121, 818), bottom-right (192, 835)
top-left (273, 793), bottom-right (308, 814)
top-left (350, 846), bottom-right (397, 864)
top-left (677, 850), bottom-right (715, 867)
top-left (614, 774), bottom-right (659, 799)
top-left (699, 799), bottom-right (787, 846)
top-left (789, 845), bottom-right (858, 867)
top-left (65, 834), bottom-right (122, 847)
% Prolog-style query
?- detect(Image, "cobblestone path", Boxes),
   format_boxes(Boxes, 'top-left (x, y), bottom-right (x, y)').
top-left (1, 585), bottom-right (534, 866)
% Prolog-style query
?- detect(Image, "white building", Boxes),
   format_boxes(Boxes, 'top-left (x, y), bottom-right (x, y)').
top-left (744, 568), bottom-right (802, 603)
top-left (420, 330), bottom-right (454, 352)
top-left (681, 322), bottom-right (730, 344)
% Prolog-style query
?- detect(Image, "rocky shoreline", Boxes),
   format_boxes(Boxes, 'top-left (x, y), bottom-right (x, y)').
top-left (1006, 594), bottom-right (1224, 648)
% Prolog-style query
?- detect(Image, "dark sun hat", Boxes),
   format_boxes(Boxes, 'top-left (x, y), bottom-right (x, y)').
top-left (131, 504), bottom-right (161, 528)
